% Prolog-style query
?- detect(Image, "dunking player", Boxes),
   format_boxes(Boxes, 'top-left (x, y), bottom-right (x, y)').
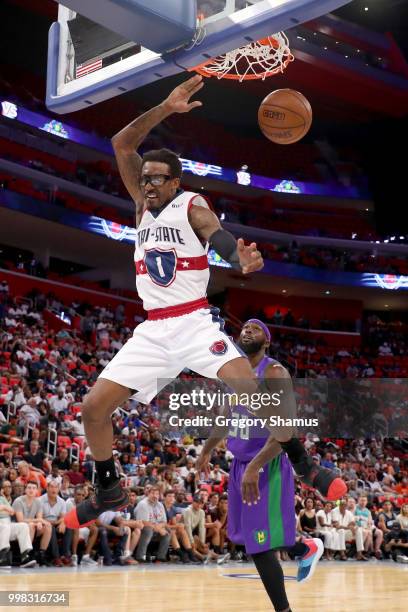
top-left (196, 320), bottom-right (324, 612)
top-left (65, 75), bottom-right (345, 529)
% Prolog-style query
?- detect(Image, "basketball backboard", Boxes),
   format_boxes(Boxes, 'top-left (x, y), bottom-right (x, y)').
top-left (46, 0), bottom-right (352, 114)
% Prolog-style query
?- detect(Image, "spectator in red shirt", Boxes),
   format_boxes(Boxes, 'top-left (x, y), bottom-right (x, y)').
top-left (65, 462), bottom-right (85, 486)
top-left (164, 440), bottom-right (180, 463)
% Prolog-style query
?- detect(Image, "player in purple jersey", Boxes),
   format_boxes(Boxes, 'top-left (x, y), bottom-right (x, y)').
top-left (237, 320), bottom-right (346, 501)
top-left (197, 320), bottom-right (329, 611)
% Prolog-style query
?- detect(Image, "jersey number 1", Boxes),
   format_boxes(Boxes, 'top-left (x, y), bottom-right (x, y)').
top-left (155, 256), bottom-right (165, 278)
top-left (144, 249), bottom-right (177, 286)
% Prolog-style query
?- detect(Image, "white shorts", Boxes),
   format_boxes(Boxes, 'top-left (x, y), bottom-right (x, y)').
top-left (99, 307), bottom-right (245, 403)
top-left (79, 527), bottom-right (90, 542)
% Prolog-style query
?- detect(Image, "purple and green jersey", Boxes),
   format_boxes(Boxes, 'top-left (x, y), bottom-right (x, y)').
top-left (227, 356), bottom-right (276, 461)
top-left (226, 356), bottom-right (296, 554)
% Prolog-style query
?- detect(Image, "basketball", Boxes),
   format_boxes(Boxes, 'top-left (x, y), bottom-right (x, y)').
top-left (258, 89), bottom-right (312, 145)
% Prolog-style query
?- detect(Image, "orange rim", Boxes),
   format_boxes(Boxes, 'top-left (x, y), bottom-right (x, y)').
top-left (189, 36), bottom-right (293, 81)
top-left (191, 65), bottom-right (288, 80)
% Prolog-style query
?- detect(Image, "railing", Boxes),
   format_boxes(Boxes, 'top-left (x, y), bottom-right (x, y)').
top-left (23, 422), bottom-right (35, 442)
top-left (70, 442), bottom-right (80, 463)
top-left (4, 401), bottom-right (16, 422)
top-left (357, 478), bottom-right (368, 491)
top-left (47, 427), bottom-right (58, 458)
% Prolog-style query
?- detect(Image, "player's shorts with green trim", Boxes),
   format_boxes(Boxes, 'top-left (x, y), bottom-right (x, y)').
top-left (227, 453), bottom-right (296, 555)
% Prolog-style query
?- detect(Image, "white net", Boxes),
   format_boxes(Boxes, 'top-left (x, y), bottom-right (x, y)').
top-left (193, 32), bottom-right (294, 81)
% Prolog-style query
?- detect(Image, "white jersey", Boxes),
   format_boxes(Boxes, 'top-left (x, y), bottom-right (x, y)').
top-left (134, 191), bottom-right (210, 311)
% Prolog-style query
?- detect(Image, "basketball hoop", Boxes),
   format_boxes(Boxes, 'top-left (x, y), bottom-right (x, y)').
top-left (190, 32), bottom-right (294, 82)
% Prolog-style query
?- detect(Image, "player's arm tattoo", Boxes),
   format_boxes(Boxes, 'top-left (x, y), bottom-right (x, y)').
top-left (111, 103), bottom-right (171, 225)
top-left (189, 204), bottom-right (240, 267)
top-left (188, 203), bottom-right (221, 242)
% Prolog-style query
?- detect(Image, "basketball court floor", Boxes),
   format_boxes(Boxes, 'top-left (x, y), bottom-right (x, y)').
top-left (1, 561), bottom-right (406, 611)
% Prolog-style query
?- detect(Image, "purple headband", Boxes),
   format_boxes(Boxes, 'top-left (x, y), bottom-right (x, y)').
top-left (244, 319), bottom-right (271, 342)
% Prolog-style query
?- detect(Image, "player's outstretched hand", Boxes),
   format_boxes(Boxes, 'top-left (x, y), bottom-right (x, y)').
top-left (237, 238), bottom-right (264, 274)
top-left (163, 74), bottom-right (204, 114)
top-left (241, 465), bottom-right (261, 505)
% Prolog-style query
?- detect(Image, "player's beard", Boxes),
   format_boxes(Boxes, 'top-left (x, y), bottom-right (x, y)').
top-left (237, 338), bottom-right (264, 355)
